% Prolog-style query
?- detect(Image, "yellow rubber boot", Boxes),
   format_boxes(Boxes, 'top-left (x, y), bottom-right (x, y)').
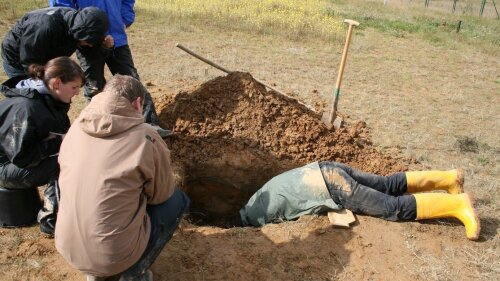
top-left (414, 193), bottom-right (480, 240)
top-left (406, 169), bottom-right (464, 194)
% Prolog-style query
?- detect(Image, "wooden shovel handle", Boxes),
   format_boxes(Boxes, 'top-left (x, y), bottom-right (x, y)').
top-left (335, 20), bottom-right (358, 89)
top-left (327, 19), bottom-right (360, 125)
top-left (176, 43), bottom-right (290, 96)
top-left (344, 19), bottom-right (360, 26)
top-left (176, 43), bottom-right (232, 74)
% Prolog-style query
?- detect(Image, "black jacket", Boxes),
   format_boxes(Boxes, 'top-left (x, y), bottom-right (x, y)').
top-left (0, 77), bottom-right (70, 168)
top-left (1, 7), bottom-right (108, 71)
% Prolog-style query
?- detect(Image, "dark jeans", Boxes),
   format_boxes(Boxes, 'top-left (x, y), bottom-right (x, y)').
top-left (319, 161), bottom-right (416, 221)
top-left (119, 189), bottom-right (190, 280)
top-left (76, 45), bottom-right (160, 125)
top-left (2, 58), bottom-right (26, 78)
top-left (0, 157), bottom-right (59, 226)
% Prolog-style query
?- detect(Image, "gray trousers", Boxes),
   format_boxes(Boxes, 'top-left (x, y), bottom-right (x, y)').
top-left (0, 157), bottom-right (59, 227)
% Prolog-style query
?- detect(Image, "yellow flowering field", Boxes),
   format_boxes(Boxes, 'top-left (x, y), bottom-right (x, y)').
top-left (137, 0), bottom-right (345, 40)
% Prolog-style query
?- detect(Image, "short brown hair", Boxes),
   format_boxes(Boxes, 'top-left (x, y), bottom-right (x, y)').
top-left (103, 74), bottom-right (147, 103)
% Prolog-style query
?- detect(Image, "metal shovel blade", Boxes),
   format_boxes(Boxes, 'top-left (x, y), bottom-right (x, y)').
top-left (321, 111), bottom-right (343, 130)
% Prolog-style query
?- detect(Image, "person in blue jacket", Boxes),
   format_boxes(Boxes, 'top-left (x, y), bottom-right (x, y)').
top-left (49, 0), bottom-right (172, 138)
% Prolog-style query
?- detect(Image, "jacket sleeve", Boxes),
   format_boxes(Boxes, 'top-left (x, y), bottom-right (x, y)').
top-left (48, 0), bottom-right (76, 8)
top-left (142, 132), bottom-right (175, 205)
top-left (0, 106), bottom-right (62, 168)
top-left (121, 0), bottom-right (135, 27)
top-left (19, 24), bottom-right (52, 67)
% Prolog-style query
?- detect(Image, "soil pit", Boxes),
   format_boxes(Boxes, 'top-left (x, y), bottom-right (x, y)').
top-left (155, 72), bottom-right (410, 226)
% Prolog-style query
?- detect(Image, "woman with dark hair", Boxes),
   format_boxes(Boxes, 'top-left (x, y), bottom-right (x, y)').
top-left (0, 56), bottom-right (84, 236)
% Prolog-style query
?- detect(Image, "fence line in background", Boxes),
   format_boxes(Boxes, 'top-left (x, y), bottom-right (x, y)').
top-left (381, 0), bottom-right (499, 18)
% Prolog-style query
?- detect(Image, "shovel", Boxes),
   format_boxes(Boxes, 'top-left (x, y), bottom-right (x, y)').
top-left (175, 43), bottom-right (287, 96)
top-left (321, 19), bottom-right (360, 129)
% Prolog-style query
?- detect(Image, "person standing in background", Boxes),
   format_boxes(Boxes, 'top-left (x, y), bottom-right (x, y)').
top-left (49, 0), bottom-right (172, 137)
top-left (1, 6), bottom-right (108, 78)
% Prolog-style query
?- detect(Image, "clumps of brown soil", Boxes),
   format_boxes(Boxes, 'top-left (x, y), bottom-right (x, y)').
top-left (156, 72), bottom-right (409, 223)
top-left (16, 240), bottom-right (54, 258)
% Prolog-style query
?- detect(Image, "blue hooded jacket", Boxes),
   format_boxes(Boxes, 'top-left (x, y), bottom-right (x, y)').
top-left (49, 0), bottom-right (135, 48)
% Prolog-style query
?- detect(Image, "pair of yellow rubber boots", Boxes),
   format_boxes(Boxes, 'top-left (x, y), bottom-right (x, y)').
top-left (406, 169), bottom-right (480, 240)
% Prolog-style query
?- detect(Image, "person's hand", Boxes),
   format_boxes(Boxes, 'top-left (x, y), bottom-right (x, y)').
top-left (103, 35), bottom-right (114, 49)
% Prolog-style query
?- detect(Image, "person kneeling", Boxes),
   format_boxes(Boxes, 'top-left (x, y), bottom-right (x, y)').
top-left (237, 161), bottom-right (480, 241)
top-left (0, 57), bottom-right (84, 235)
top-left (55, 75), bottom-right (190, 281)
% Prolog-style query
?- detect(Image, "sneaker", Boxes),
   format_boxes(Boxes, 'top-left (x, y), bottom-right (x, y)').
top-left (151, 125), bottom-right (173, 138)
top-left (86, 275), bottom-right (106, 281)
top-left (119, 269), bottom-right (153, 281)
top-left (39, 218), bottom-right (55, 238)
top-left (87, 274), bottom-right (121, 281)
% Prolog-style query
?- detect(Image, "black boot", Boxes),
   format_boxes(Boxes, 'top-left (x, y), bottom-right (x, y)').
top-left (143, 92), bottom-right (172, 138)
top-left (37, 180), bottom-right (59, 237)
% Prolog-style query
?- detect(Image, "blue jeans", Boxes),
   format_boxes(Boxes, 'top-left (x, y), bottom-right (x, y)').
top-left (119, 188), bottom-right (190, 280)
top-left (2, 59), bottom-right (25, 78)
top-left (319, 161), bottom-right (416, 221)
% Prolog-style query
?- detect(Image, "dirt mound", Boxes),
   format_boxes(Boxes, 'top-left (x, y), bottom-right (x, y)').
top-left (156, 72), bottom-right (410, 224)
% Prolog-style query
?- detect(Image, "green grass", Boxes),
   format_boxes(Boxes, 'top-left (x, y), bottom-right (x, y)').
top-left (0, 0), bottom-right (47, 20)
top-left (133, 0), bottom-right (500, 54)
top-left (0, 0), bottom-right (497, 53)
top-left (331, 0), bottom-right (500, 54)
top-left (136, 0), bottom-right (346, 42)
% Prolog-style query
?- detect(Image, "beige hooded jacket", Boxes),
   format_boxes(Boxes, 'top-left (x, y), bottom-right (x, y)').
top-left (55, 90), bottom-right (175, 276)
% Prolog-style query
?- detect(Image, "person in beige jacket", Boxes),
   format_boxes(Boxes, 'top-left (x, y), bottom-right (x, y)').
top-left (55, 75), bottom-right (189, 281)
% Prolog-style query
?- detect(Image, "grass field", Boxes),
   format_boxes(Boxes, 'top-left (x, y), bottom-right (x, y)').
top-left (0, 0), bottom-right (498, 280)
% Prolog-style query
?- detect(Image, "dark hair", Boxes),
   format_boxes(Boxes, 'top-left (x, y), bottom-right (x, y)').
top-left (28, 57), bottom-right (85, 86)
top-left (103, 74), bottom-right (146, 103)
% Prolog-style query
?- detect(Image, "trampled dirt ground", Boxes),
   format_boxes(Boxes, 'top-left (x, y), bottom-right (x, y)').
top-left (1, 2), bottom-right (499, 281)
top-left (2, 70), bottom-right (496, 281)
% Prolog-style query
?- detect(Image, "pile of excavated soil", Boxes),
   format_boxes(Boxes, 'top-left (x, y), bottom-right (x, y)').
top-left (155, 72), bottom-right (410, 223)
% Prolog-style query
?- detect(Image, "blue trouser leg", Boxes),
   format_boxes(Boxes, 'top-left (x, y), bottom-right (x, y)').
top-left (2, 57), bottom-right (26, 78)
top-left (0, 157), bottom-right (59, 227)
top-left (319, 161), bottom-right (416, 221)
top-left (119, 189), bottom-right (190, 280)
top-left (319, 161), bottom-right (408, 195)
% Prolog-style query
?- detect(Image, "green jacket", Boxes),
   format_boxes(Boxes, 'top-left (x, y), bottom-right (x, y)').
top-left (240, 162), bottom-right (340, 226)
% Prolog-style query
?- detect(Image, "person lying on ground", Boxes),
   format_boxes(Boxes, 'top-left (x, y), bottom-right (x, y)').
top-left (1, 6), bottom-right (109, 78)
top-left (233, 161), bottom-right (480, 241)
top-left (49, 0), bottom-right (173, 138)
top-left (55, 75), bottom-right (190, 281)
top-left (0, 57), bottom-right (84, 236)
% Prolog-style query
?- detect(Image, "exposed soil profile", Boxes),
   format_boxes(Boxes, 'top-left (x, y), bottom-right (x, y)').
top-left (155, 72), bottom-right (410, 224)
